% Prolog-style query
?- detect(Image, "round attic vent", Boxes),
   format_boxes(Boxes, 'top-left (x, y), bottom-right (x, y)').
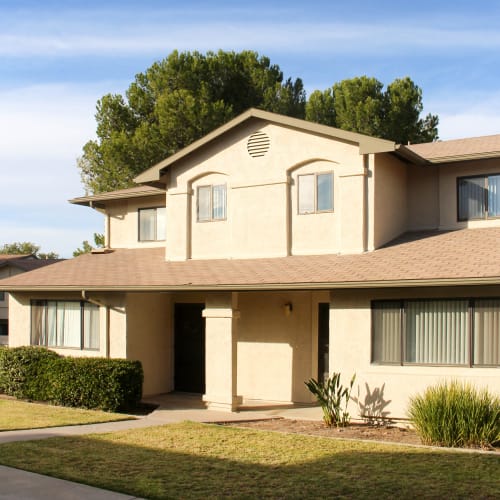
top-left (247, 131), bottom-right (270, 158)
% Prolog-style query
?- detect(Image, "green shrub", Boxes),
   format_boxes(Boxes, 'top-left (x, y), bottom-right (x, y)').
top-left (0, 346), bottom-right (8, 393)
top-left (0, 346), bottom-right (60, 400)
top-left (408, 381), bottom-right (500, 448)
top-left (305, 373), bottom-right (356, 427)
top-left (0, 346), bottom-right (143, 412)
top-left (49, 357), bottom-right (143, 411)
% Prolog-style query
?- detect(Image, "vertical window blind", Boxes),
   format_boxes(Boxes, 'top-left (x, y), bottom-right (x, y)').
top-left (458, 174), bottom-right (500, 220)
top-left (372, 299), bottom-right (500, 366)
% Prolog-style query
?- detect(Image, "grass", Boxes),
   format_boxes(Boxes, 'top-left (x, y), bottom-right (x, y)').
top-left (0, 399), bottom-right (134, 431)
top-left (0, 422), bottom-right (499, 499)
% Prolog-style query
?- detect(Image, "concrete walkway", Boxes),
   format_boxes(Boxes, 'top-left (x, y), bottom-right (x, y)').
top-left (0, 394), bottom-right (322, 499)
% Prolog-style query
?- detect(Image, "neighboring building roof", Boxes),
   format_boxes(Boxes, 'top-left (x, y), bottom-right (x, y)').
top-left (70, 185), bottom-right (166, 207)
top-left (0, 254), bottom-right (33, 262)
top-left (0, 255), bottom-right (61, 273)
top-left (407, 134), bottom-right (500, 163)
top-left (2, 228), bottom-right (499, 292)
top-left (135, 108), bottom-right (403, 184)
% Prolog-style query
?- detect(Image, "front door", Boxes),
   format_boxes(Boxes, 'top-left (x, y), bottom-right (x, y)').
top-left (174, 303), bottom-right (205, 393)
top-left (318, 303), bottom-right (330, 382)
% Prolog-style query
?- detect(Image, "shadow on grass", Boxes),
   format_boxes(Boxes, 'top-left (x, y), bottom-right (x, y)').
top-left (0, 423), bottom-right (498, 499)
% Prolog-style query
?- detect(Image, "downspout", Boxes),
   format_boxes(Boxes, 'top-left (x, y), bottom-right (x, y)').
top-left (81, 290), bottom-right (110, 358)
top-left (362, 154), bottom-right (369, 252)
top-left (286, 171), bottom-right (292, 256)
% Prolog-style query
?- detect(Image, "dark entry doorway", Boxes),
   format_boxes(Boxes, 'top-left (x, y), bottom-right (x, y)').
top-left (318, 303), bottom-right (330, 382)
top-left (174, 303), bottom-right (205, 393)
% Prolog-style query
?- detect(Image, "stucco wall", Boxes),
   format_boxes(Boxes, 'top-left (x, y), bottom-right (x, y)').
top-left (237, 290), bottom-right (325, 403)
top-left (372, 153), bottom-right (407, 249)
top-left (107, 194), bottom-right (166, 249)
top-left (165, 121), bottom-right (367, 260)
top-left (126, 292), bottom-right (172, 396)
top-left (290, 160), bottom-right (338, 255)
top-left (330, 286), bottom-right (500, 420)
top-left (406, 164), bottom-right (439, 231)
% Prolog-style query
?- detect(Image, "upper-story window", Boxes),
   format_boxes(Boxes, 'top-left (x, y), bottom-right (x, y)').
top-left (458, 174), bottom-right (500, 220)
top-left (139, 207), bottom-right (166, 241)
top-left (0, 291), bottom-right (4, 301)
top-left (298, 172), bottom-right (334, 214)
top-left (197, 184), bottom-right (227, 222)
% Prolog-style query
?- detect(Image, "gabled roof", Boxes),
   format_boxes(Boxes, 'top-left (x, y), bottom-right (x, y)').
top-left (407, 134), bottom-right (500, 163)
top-left (2, 228), bottom-right (499, 292)
top-left (134, 108), bottom-right (402, 184)
top-left (70, 185), bottom-right (166, 208)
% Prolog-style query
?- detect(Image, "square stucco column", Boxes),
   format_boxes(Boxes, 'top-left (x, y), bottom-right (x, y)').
top-left (202, 292), bottom-right (241, 412)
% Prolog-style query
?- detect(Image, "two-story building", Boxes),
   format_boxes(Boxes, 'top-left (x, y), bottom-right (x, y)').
top-left (2, 109), bottom-right (499, 419)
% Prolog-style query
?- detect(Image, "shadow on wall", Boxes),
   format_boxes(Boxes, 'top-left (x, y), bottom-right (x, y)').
top-left (352, 382), bottom-right (392, 424)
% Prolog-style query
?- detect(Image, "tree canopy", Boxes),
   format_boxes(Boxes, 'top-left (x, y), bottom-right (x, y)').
top-left (78, 50), bottom-right (438, 194)
top-left (73, 233), bottom-right (105, 257)
top-left (79, 50), bottom-right (306, 193)
top-left (305, 76), bottom-right (438, 144)
top-left (0, 242), bottom-right (59, 260)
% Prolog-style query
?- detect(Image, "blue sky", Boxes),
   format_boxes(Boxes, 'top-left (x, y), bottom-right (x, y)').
top-left (1, 0), bottom-right (500, 257)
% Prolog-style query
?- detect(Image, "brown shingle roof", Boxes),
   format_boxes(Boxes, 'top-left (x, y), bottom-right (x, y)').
top-left (1, 228), bottom-right (499, 291)
top-left (407, 134), bottom-right (500, 163)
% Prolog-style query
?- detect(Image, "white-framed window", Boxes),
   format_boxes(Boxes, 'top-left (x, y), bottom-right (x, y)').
top-left (372, 298), bottom-right (500, 367)
top-left (298, 172), bottom-right (334, 214)
top-left (138, 207), bottom-right (166, 241)
top-left (458, 174), bottom-right (500, 220)
top-left (197, 184), bottom-right (227, 222)
top-left (31, 300), bottom-right (100, 350)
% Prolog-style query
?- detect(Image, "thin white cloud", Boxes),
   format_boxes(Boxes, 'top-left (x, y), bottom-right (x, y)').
top-left (0, 21), bottom-right (499, 57)
top-left (0, 84), bottom-right (101, 160)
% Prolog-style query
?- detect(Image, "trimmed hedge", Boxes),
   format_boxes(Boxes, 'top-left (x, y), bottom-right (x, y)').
top-left (0, 346), bottom-right (59, 400)
top-left (0, 346), bottom-right (7, 392)
top-left (0, 346), bottom-right (143, 412)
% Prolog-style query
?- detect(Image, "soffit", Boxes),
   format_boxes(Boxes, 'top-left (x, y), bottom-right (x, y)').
top-left (70, 185), bottom-right (166, 207)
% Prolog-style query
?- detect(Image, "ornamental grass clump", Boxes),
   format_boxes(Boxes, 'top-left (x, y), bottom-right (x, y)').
top-left (305, 373), bottom-right (356, 427)
top-left (408, 381), bottom-right (500, 449)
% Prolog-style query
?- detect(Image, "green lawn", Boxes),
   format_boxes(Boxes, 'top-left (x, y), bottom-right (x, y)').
top-left (0, 399), bottom-right (134, 431)
top-left (0, 422), bottom-right (498, 499)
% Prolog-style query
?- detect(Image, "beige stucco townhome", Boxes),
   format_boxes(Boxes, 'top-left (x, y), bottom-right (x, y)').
top-left (2, 108), bottom-right (500, 420)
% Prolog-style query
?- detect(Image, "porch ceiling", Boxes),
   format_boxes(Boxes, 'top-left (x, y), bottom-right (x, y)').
top-left (1, 227), bottom-right (500, 292)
